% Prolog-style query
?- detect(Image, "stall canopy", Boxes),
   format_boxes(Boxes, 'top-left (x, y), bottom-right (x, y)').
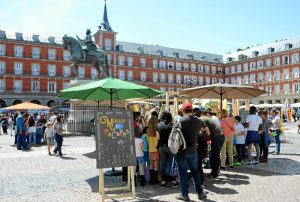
top-left (4, 102), bottom-right (50, 110)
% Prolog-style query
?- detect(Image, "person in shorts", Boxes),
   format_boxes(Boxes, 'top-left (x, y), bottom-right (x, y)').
top-left (44, 122), bottom-right (54, 155)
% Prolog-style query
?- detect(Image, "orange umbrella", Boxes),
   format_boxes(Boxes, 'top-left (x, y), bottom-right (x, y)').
top-left (4, 102), bottom-right (50, 110)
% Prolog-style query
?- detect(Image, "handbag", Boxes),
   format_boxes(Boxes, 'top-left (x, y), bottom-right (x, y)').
top-left (264, 134), bottom-right (272, 146)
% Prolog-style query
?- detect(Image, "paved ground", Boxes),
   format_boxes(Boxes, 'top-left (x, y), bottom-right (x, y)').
top-left (0, 123), bottom-right (300, 202)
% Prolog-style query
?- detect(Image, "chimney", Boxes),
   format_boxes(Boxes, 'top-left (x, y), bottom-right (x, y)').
top-left (157, 49), bottom-right (164, 57)
top-left (0, 31), bottom-right (7, 39)
top-left (187, 54), bottom-right (194, 60)
top-left (173, 52), bottom-right (179, 58)
top-left (48, 36), bottom-right (55, 44)
top-left (238, 54), bottom-right (247, 60)
top-left (252, 51), bottom-right (259, 57)
top-left (15, 32), bottom-right (23, 40)
top-left (227, 57), bottom-right (233, 63)
top-left (285, 43), bottom-right (293, 50)
top-left (137, 47), bottom-right (144, 55)
top-left (116, 44), bottom-right (123, 51)
top-left (32, 34), bottom-right (40, 42)
top-left (267, 47), bottom-right (275, 54)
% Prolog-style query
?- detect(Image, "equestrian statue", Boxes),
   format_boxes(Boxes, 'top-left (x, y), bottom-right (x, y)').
top-left (62, 29), bottom-right (110, 79)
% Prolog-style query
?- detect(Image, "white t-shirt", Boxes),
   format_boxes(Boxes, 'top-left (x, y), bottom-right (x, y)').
top-left (45, 127), bottom-right (54, 138)
top-left (271, 115), bottom-right (281, 130)
top-left (50, 116), bottom-right (57, 124)
top-left (211, 116), bottom-right (221, 127)
top-left (234, 123), bottom-right (246, 144)
top-left (135, 138), bottom-right (144, 157)
top-left (28, 126), bottom-right (36, 133)
top-left (246, 114), bottom-right (262, 131)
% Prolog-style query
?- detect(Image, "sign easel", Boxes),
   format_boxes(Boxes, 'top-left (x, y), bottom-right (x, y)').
top-left (98, 167), bottom-right (135, 202)
top-left (95, 110), bottom-right (137, 202)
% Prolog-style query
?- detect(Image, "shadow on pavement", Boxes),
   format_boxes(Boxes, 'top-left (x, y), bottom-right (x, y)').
top-left (83, 151), bottom-right (96, 159)
top-left (60, 156), bottom-right (77, 160)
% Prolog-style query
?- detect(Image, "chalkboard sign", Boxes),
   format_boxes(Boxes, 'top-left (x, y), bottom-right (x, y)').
top-left (239, 109), bottom-right (249, 123)
top-left (95, 110), bottom-right (136, 168)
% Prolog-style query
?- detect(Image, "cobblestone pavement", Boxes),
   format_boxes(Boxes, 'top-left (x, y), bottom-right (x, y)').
top-left (0, 123), bottom-right (300, 202)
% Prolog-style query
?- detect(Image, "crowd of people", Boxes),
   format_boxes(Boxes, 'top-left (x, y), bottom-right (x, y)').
top-left (130, 102), bottom-right (282, 201)
top-left (0, 112), bottom-right (66, 157)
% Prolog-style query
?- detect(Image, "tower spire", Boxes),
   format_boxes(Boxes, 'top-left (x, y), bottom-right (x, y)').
top-left (99, 0), bottom-right (113, 32)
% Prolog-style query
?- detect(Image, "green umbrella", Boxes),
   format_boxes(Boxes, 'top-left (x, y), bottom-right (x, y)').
top-left (59, 77), bottom-right (162, 108)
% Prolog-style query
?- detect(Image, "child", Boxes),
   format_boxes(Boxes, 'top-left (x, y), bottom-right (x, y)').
top-left (140, 126), bottom-right (149, 166)
top-left (234, 116), bottom-right (246, 164)
top-left (44, 122), bottom-right (54, 155)
top-left (135, 128), bottom-right (145, 186)
top-left (258, 110), bottom-right (271, 162)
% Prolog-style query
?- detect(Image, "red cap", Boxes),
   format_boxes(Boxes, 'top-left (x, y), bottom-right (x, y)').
top-left (182, 102), bottom-right (192, 110)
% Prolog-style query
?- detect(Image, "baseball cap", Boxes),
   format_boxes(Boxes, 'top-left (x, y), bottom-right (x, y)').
top-left (182, 102), bottom-right (192, 110)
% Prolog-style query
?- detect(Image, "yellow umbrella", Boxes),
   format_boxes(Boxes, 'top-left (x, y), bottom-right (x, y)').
top-left (4, 102), bottom-right (50, 110)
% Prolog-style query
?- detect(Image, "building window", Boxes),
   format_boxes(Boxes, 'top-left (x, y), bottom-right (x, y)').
top-left (243, 63), bottom-right (248, 72)
top-left (237, 64), bottom-right (242, 73)
top-left (282, 55), bottom-right (289, 65)
top-left (198, 65), bottom-right (203, 72)
top-left (257, 60), bottom-right (263, 69)
top-left (14, 46), bottom-right (23, 57)
top-left (231, 77), bottom-right (236, 84)
top-left (140, 72), bottom-right (147, 82)
top-left (31, 81), bottom-right (40, 93)
top-left (168, 87), bottom-right (174, 93)
top-left (48, 49), bottom-right (56, 60)
top-left (107, 54), bottom-right (112, 65)
top-left (63, 82), bottom-right (70, 89)
top-left (153, 59), bottom-right (158, 68)
top-left (250, 62), bottom-right (256, 70)
top-left (205, 77), bottom-right (210, 84)
top-left (284, 84), bottom-right (290, 94)
top-left (176, 75), bottom-right (181, 84)
top-left (140, 58), bottom-right (146, 68)
top-left (293, 67), bottom-right (299, 78)
top-left (236, 76), bottom-right (242, 84)
top-left (212, 77), bottom-right (217, 84)
top-left (266, 86), bottom-right (272, 94)
top-left (198, 76), bottom-right (203, 85)
top-left (159, 60), bottom-right (166, 69)
top-left (265, 58), bottom-right (271, 67)
top-left (168, 61), bottom-right (174, 70)
top-left (283, 69), bottom-right (289, 80)
top-left (274, 56), bottom-right (280, 66)
top-left (243, 75), bottom-right (249, 84)
top-left (274, 70), bottom-right (280, 80)
top-left (119, 70), bottom-right (125, 80)
top-left (91, 67), bottom-right (98, 79)
top-left (266, 72), bottom-right (272, 81)
top-left (14, 80), bottom-right (22, 93)
top-left (225, 67), bottom-right (230, 74)
top-left (211, 66), bottom-right (216, 74)
top-left (176, 62), bottom-right (182, 71)
top-left (168, 74), bottom-right (174, 84)
top-left (105, 39), bottom-right (112, 51)
top-left (275, 85), bottom-right (280, 94)
top-left (0, 80), bottom-right (5, 92)
top-left (48, 82), bottom-right (56, 93)
top-left (63, 50), bottom-right (70, 61)
top-left (48, 65), bottom-right (56, 77)
top-left (225, 78), bottom-right (230, 84)
top-left (118, 56), bottom-right (125, 66)
top-left (231, 65), bottom-right (235, 73)
top-left (291, 53), bottom-right (299, 64)
top-left (293, 83), bottom-right (300, 93)
top-left (127, 57), bottom-right (133, 67)
top-left (78, 66), bottom-right (85, 78)
top-left (14, 62), bottom-right (23, 75)
top-left (160, 73), bottom-right (165, 83)
top-left (183, 63), bottom-right (189, 71)
top-left (191, 64), bottom-right (196, 72)
top-left (0, 61), bottom-right (5, 74)
top-left (160, 87), bottom-right (166, 93)
top-left (0, 44), bottom-right (6, 56)
top-left (63, 66), bottom-right (71, 78)
top-left (218, 78), bottom-right (224, 83)
top-left (32, 47), bottom-right (40, 59)
top-left (153, 72), bottom-right (158, 82)
top-left (128, 71), bottom-right (133, 81)
top-left (250, 74), bottom-right (256, 83)
top-left (205, 65), bottom-right (210, 73)
top-left (258, 73), bottom-right (264, 82)
top-left (31, 63), bottom-right (40, 76)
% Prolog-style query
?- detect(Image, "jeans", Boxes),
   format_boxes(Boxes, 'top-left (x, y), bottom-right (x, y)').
top-left (221, 135), bottom-right (234, 167)
top-left (247, 143), bottom-right (260, 162)
top-left (176, 150), bottom-right (203, 196)
top-left (53, 133), bottom-right (63, 156)
top-left (28, 133), bottom-right (36, 145)
top-left (159, 145), bottom-right (174, 181)
top-left (259, 134), bottom-right (269, 159)
top-left (210, 135), bottom-right (225, 176)
top-left (17, 131), bottom-right (28, 150)
top-left (275, 129), bottom-right (281, 153)
top-left (236, 144), bottom-right (245, 162)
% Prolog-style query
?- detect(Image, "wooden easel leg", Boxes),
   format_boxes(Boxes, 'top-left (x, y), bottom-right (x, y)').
top-left (99, 169), bottom-right (105, 202)
top-left (131, 166), bottom-right (136, 198)
top-left (127, 166), bottom-right (131, 191)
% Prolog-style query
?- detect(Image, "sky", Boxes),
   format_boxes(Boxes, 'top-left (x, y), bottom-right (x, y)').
top-left (1, 0), bottom-right (300, 55)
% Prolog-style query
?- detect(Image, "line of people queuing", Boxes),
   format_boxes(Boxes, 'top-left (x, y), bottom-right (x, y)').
top-left (129, 102), bottom-right (282, 201)
top-left (2, 111), bottom-right (66, 157)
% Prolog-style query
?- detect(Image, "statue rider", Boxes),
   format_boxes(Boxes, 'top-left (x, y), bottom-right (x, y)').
top-left (83, 29), bottom-right (96, 61)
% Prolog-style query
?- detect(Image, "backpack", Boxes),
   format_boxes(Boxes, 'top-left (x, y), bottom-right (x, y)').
top-left (168, 122), bottom-right (186, 155)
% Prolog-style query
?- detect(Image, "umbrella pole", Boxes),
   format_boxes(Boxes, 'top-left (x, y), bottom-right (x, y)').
top-left (110, 89), bottom-right (113, 110)
top-left (220, 86), bottom-right (223, 113)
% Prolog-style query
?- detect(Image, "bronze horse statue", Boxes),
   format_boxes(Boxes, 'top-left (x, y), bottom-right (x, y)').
top-left (62, 35), bottom-right (109, 79)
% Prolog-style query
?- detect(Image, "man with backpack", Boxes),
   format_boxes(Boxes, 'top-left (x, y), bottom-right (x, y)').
top-left (174, 102), bottom-right (207, 201)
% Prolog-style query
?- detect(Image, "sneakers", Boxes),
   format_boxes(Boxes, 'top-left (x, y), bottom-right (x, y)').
top-left (175, 194), bottom-right (190, 201)
top-left (253, 160), bottom-right (260, 165)
top-left (172, 181), bottom-right (179, 188)
top-left (161, 183), bottom-right (166, 189)
top-left (273, 151), bottom-right (280, 155)
top-left (198, 191), bottom-right (207, 200)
